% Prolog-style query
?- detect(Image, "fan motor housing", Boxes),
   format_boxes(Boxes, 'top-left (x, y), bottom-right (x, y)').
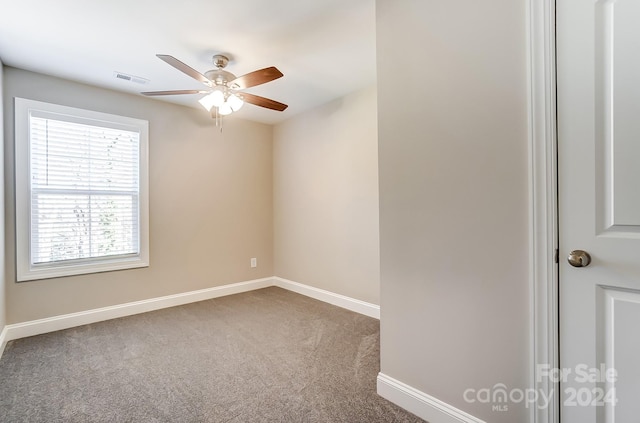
top-left (204, 69), bottom-right (236, 85)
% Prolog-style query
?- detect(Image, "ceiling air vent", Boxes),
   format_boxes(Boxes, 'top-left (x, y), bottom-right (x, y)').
top-left (113, 71), bottom-right (149, 85)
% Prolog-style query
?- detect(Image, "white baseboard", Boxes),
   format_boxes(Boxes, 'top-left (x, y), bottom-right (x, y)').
top-left (273, 276), bottom-right (380, 319)
top-left (377, 373), bottom-right (485, 423)
top-left (0, 326), bottom-right (8, 358)
top-left (0, 276), bottom-right (379, 360)
top-left (3, 277), bottom-right (275, 343)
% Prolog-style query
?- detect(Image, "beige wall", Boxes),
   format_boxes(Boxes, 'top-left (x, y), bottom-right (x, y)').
top-left (273, 86), bottom-right (380, 304)
top-left (3, 67), bottom-right (273, 324)
top-left (376, 1), bottom-right (530, 422)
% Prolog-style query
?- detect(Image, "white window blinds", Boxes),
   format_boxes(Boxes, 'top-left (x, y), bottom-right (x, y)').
top-left (30, 116), bottom-right (140, 264)
top-left (15, 98), bottom-right (149, 281)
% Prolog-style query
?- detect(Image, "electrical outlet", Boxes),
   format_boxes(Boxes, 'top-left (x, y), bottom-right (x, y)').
top-left (250, 258), bottom-right (257, 268)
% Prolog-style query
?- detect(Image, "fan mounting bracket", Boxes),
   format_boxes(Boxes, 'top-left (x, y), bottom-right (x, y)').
top-left (212, 54), bottom-right (230, 69)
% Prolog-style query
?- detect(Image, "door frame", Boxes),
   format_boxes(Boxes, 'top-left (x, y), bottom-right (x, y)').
top-left (528, 0), bottom-right (559, 422)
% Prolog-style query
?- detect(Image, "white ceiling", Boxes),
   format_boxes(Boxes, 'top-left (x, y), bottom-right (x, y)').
top-left (0, 0), bottom-right (376, 125)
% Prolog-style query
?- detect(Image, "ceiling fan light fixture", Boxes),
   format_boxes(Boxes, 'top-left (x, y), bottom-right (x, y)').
top-left (143, 53), bottom-right (288, 121)
top-left (228, 93), bottom-right (244, 111)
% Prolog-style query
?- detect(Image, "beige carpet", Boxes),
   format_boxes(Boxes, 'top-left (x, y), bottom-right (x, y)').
top-left (0, 287), bottom-right (424, 422)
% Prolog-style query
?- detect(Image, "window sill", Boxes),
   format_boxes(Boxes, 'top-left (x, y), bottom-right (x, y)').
top-left (17, 255), bottom-right (149, 282)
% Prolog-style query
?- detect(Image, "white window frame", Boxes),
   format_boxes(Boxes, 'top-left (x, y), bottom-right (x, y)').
top-left (15, 98), bottom-right (149, 281)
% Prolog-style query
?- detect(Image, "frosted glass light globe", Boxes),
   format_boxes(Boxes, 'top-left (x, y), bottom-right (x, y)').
top-left (198, 89), bottom-right (226, 111)
top-left (218, 102), bottom-right (233, 116)
top-left (210, 89), bottom-right (225, 107)
top-left (227, 94), bottom-right (244, 111)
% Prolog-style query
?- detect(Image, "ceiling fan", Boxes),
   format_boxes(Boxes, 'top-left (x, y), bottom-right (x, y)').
top-left (141, 54), bottom-right (288, 118)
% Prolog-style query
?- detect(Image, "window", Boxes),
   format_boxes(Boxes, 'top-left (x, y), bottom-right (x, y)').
top-left (15, 98), bottom-right (149, 281)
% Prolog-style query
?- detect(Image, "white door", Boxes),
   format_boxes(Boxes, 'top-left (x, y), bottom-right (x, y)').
top-left (558, 0), bottom-right (640, 422)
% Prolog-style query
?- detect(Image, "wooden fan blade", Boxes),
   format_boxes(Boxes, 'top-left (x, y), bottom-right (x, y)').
top-left (241, 93), bottom-right (288, 111)
top-left (229, 67), bottom-right (283, 90)
top-left (141, 90), bottom-right (209, 96)
top-left (156, 54), bottom-right (212, 87)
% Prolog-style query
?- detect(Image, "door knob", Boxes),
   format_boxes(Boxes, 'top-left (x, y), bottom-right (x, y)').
top-left (567, 250), bottom-right (591, 267)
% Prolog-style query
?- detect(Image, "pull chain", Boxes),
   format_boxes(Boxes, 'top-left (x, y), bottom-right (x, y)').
top-left (214, 108), bottom-right (224, 132)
